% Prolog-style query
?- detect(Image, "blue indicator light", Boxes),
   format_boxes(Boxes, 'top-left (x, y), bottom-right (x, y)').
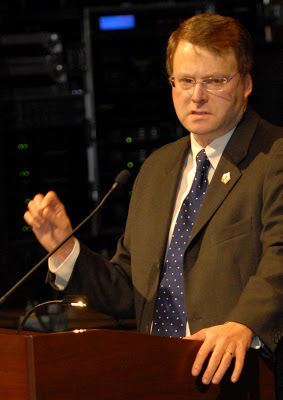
top-left (99, 15), bottom-right (136, 31)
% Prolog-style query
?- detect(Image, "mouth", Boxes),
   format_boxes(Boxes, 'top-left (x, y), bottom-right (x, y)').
top-left (190, 111), bottom-right (210, 115)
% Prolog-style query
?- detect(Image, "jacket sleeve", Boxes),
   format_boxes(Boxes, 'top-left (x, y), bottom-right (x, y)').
top-left (227, 141), bottom-right (283, 352)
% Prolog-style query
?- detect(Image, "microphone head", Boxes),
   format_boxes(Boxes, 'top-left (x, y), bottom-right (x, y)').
top-left (114, 169), bottom-right (131, 186)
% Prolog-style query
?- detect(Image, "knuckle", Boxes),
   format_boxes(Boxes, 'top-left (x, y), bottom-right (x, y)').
top-left (34, 193), bottom-right (43, 201)
top-left (48, 190), bottom-right (59, 202)
top-left (23, 212), bottom-right (31, 224)
top-left (27, 199), bottom-right (34, 209)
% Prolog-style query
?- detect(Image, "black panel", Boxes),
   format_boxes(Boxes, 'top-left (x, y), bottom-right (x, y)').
top-left (0, 9), bottom-right (91, 308)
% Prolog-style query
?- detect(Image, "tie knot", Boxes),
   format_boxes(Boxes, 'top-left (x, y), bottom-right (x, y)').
top-left (196, 149), bottom-right (210, 173)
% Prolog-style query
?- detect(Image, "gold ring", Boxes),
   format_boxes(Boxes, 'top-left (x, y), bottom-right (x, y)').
top-left (225, 350), bottom-right (233, 357)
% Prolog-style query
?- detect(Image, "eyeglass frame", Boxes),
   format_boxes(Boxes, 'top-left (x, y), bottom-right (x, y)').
top-left (169, 71), bottom-right (240, 92)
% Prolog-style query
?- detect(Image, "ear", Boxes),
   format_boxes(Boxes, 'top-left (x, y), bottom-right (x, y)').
top-left (243, 73), bottom-right (253, 98)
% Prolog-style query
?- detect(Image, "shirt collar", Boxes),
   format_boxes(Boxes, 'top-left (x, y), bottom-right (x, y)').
top-left (190, 127), bottom-right (235, 170)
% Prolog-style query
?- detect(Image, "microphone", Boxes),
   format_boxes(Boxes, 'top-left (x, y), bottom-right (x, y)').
top-left (0, 169), bottom-right (131, 305)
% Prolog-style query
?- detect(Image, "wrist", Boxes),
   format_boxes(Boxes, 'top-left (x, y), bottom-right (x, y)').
top-left (51, 237), bottom-right (76, 267)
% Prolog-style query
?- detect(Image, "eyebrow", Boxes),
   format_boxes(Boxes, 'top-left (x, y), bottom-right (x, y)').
top-left (177, 73), bottom-right (231, 79)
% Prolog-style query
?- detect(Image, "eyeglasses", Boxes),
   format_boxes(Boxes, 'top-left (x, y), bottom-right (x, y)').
top-left (170, 72), bottom-right (239, 92)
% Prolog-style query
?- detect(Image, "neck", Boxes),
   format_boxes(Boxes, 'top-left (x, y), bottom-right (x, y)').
top-left (193, 134), bottom-right (216, 148)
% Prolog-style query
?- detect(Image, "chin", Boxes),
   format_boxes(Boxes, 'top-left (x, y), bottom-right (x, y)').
top-left (184, 118), bottom-right (213, 133)
top-left (186, 124), bottom-right (213, 136)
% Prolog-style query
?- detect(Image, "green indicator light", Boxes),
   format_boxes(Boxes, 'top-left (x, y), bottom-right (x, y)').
top-left (19, 170), bottom-right (30, 178)
top-left (127, 161), bottom-right (134, 169)
top-left (22, 225), bottom-right (32, 233)
top-left (17, 143), bottom-right (29, 150)
top-left (125, 136), bottom-right (133, 144)
top-left (25, 198), bottom-right (31, 205)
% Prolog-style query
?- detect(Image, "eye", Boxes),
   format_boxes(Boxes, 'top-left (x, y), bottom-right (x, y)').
top-left (179, 77), bottom-right (195, 85)
top-left (205, 77), bottom-right (227, 85)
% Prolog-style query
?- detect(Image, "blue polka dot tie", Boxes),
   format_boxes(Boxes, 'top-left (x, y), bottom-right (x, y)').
top-left (152, 149), bottom-right (210, 337)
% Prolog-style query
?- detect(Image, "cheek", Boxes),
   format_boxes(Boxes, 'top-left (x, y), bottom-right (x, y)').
top-left (172, 91), bottom-right (189, 112)
top-left (209, 90), bottom-right (235, 103)
top-left (172, 90), bottom-right (180, 106)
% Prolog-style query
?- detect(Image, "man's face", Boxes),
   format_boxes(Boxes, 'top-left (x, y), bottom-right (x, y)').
top-left (171, 40), bottom-right (252, 145)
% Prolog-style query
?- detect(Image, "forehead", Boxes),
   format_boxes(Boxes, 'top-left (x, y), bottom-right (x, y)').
top-left (172, 40), bottom-right (238, 75)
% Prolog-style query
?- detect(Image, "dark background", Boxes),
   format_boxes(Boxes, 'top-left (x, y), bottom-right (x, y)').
top-left (0, 0), bottom-right (282, 310)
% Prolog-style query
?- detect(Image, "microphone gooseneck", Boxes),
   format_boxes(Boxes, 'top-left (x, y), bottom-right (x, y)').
top-left (0, 170), bottom-right (131, 306)
top-left (17, 295), bottom-right (88, 334)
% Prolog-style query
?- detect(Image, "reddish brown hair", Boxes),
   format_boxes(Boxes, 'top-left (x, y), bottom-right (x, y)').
top-left (166, 13), bottom-right (253, 76)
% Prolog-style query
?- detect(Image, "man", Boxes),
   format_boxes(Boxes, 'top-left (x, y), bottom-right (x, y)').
top-left (24, 13), bottom-right (283, 386)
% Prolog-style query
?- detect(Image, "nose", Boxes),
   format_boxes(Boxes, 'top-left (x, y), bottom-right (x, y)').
top-left (191, 82), bottom-right (208, 104)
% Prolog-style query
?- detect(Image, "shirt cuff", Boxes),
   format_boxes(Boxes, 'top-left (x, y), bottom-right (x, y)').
top-left (251, 336), bottom-right (262, 350)
top-left (48, 238), bottom-right (80, 290)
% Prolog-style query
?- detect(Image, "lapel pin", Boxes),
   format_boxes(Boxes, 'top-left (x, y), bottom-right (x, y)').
top-left (221, 172), bottom-right (231, 184)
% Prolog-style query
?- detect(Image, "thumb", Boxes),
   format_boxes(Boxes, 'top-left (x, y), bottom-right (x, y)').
top-left (41, 192), bottom-right (67, 221)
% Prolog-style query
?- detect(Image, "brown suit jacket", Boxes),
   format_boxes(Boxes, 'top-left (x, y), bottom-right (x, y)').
top-left (64, 108), bottom-right (283, 353)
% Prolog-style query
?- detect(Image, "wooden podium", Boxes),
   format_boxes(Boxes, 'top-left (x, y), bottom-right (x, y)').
top-left (0, 328), bottom-right (275, 399)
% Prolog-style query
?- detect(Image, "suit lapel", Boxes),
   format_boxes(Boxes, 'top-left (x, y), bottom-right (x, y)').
top-left (189, 157), bottom-right (241, 243)
top-left (188, 108), bottom-right (259, 243)
top-left (152, 136), bottom-right (190, 265)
